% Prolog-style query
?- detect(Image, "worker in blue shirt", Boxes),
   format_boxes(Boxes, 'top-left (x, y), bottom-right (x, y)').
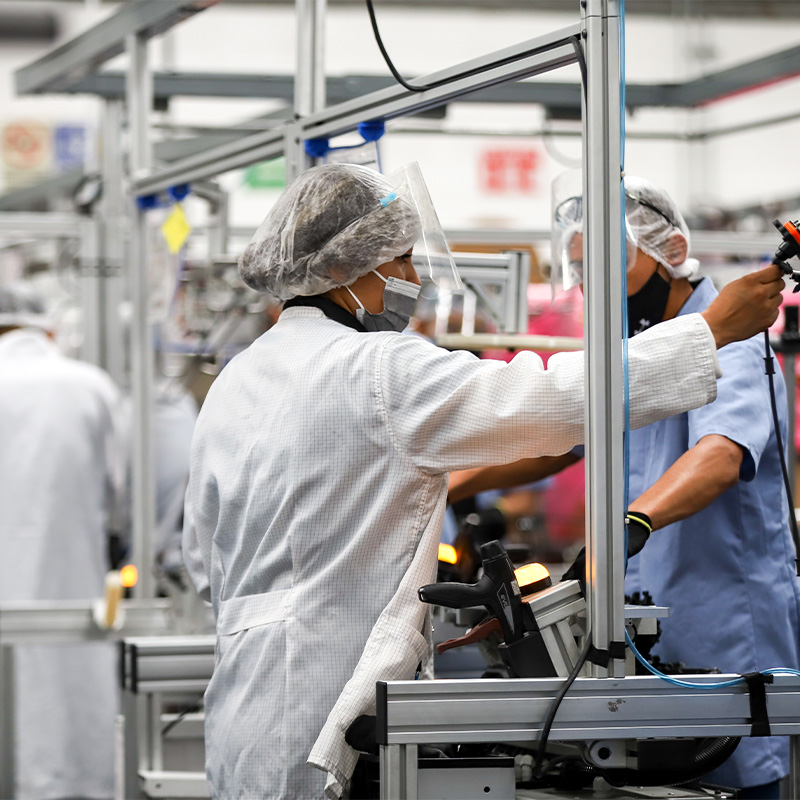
top-left (448, 177), bottom-right (800, 799)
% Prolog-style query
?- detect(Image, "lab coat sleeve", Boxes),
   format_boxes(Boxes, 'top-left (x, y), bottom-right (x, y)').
top-left (380, 312), bottom-right (719, 474)
top-left (181, 496), bottom-right (212, 603)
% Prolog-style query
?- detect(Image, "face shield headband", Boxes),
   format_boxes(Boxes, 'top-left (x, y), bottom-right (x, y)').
top-left (551, 189), bottom-right (671, 293)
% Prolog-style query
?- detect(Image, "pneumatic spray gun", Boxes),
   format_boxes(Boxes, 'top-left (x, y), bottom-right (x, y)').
top-left (772, 219), bottom-right (800, 289)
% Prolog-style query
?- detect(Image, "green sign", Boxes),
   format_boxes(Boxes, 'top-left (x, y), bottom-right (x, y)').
top-left (244, 157), bottom-right (286, 189)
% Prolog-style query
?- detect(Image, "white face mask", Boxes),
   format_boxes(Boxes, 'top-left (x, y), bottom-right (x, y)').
top-left (346, 270), bottom-right (421, 333)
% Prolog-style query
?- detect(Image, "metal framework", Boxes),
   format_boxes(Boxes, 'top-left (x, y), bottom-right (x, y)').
top-left (377, 673), bottom-right (800, 798)
top-left (14, 1), bottom-right (220, 96)
top-left (119, 637), bottom-right (214, 799)
top-left (133, 26), bottom-right (581, 195)
top-left (10, 1), bottom-right (800, 797)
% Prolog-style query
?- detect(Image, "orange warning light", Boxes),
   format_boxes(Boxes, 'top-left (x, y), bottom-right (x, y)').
top-left (438, 543), bottom-right (458, 565)
top-left (119, 564), bottom-right (138, 589)
top-left (515, 562), bottom-right (551, 594)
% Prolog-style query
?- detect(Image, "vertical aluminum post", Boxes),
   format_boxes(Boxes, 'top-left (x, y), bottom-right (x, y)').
top-left (295, 0), bottom-right (326, 118)
top-left (380, 744), bottom-right (418, 800)
top-left (100, 99), bottom-right (127, 388)
top-left (293, 0), bottom-right (326, 176)
top-left (126, 33), bottom-right (156, 599)
top-left (0, 646), bottom-right (14, 800)
top-left (79, 215), bottom-right (102, 366)
top-left (791, 735), bottom-right (800, 800)
top-left (582, 0), bottom-right (626, 678)
top-left (79, 102), bottom-right (103, 368)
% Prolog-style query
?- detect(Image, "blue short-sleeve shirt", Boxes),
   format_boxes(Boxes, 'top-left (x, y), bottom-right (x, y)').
top-left (625, 277), bottom-right (800, 789)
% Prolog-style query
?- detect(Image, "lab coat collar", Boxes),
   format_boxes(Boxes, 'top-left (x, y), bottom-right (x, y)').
top-left (283, 295), bottom-right (367, 333)
top-left (0, 327), bottom-right (57, 359)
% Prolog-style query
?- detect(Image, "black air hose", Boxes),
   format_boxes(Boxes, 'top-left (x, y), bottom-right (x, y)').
top-left (601, 736), bottom-right (741, 788)
top-left (546, 736), bottom-right (740, 789)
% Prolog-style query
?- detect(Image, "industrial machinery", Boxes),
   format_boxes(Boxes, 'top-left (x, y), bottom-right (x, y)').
top-left (410, 541), bottom-right (745, 797)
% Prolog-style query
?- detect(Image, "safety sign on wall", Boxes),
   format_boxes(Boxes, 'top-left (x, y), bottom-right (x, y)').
top-left (1, 121), bottom-right (51, 190)
top-left (53, 125), bottom-right (86, 173)
top-left (479, 147), bottom-right (541, 194)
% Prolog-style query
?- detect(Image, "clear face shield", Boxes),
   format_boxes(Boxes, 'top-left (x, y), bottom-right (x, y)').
top-left (385, 162), bottom-right (462, 291)
top-left (550, 171), bottom-right (642, 294)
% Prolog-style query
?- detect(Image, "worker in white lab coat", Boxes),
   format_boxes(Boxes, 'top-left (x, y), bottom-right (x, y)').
top-left (182, 163), bottom-right (784, 800)
top-left (0, 284), bottom-right (124, 800)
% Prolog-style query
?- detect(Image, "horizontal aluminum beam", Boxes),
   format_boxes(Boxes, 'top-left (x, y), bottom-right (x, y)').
top-left (378, 674), bottom-right (800, 745)
top-left (29, 0), bottom-right (800, 17)
top-left (677, 42), bottom-right (800, 107)
top-left (121, 635), bottom-right (215, 694)
top-left (36, 39), bottom-right (800, 112)
top-left (138, 771), bottom-right (209, 798)
top-left (0, 600), bottom-right (174, 644)
top-left (134, 25), bottom-right (581, 196)
top-left (136, 129), bottom-right (286, 197)
top-left (15, 0), bottom-right (219, 95)
top-left (0, 170), bottom-right (83, 212)
top-left (0, 212), bottom-right (84, 239)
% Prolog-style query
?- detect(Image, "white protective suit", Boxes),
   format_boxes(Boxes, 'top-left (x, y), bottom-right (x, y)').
top-left (0, 329), bottom-right (123, 800)
top-left (183, 306), bottom-right (719, 800)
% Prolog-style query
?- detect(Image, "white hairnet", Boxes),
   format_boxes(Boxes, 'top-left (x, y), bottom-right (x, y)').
top-left (623, 176), bottom-right (699, 279)
top-left (239, 163), bottom-right (423, 301)
top-left (0, 282), bottom-right (52, 330)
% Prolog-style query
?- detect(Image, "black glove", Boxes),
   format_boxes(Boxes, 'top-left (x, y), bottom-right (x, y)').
top-left (560, 512), bottom-right (653, 594)
top-left (625, 512), bottom-right (652, 558)
top-left (345, 715), bottom-right (378, 755)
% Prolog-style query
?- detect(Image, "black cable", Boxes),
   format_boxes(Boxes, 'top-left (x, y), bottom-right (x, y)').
top-left (532, 634), bottom-right (593, 777)
top-left (162, 702), bottom-right (202, 737)
top-left (365, 0), bottom-right (432, 93)
top-left (763, 329), bottom-right (800, 575)
top-left (365, 0), bottom-right (578, 98)
top-left (570, 35), bottom-right (587, 98)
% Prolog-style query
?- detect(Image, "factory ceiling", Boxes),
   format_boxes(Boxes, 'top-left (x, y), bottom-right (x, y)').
top-left (0, 0), bottom-right (798, 18)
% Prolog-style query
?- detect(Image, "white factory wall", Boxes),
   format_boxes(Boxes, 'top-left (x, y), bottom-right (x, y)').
top-left (0, 2), bottom-right (799, 241)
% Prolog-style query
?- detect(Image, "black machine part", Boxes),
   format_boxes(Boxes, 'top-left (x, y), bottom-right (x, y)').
top-left (420, 540), bottom-right (559, 678)
top-left (773, 219), bottom-right (800, 288)
top-left (419, 540), bottom-right (524, 643)
top-left (532, 736), bottom-right (740, 792)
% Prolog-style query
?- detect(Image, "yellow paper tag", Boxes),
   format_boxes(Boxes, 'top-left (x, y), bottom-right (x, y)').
top-left (161, 203), bottom-right (191, 254)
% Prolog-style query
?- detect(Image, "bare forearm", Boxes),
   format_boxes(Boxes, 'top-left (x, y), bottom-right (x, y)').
top-left (630, 434), bottom-right (743, 531)
top-left (448, 453), bottom-right (580, 504)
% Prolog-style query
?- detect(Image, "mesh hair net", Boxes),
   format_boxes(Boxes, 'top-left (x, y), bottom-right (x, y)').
top-left (623, 176), bottom-right (699, 279)
top-left (0, 282), bottom-right (51, 329)
top-left (239, 163), bottom-right (423, 301)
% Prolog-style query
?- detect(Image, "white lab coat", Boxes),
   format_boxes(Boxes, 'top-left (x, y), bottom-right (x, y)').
top-left (120, 388), bottom-right (199, 569)
top-left (183, 306), bottom-right (719, 800)
top-left (0, 329), bottom-right (123, 800)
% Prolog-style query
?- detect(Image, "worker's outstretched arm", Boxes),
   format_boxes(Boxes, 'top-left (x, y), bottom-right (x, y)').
top-left (629, 434), bottom-right (744, 531)
top-left (448, 451), bottom-right (582, 504)
top-left (701, 264), bottom-right (784, 348)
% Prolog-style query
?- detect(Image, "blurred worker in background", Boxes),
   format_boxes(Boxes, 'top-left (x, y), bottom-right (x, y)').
top-left (449, 177), bottom-right (800, 799)
top-left (0, 283), bottom-right (124, 800)
top-left (182, 162), bottom-right (783, 800)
